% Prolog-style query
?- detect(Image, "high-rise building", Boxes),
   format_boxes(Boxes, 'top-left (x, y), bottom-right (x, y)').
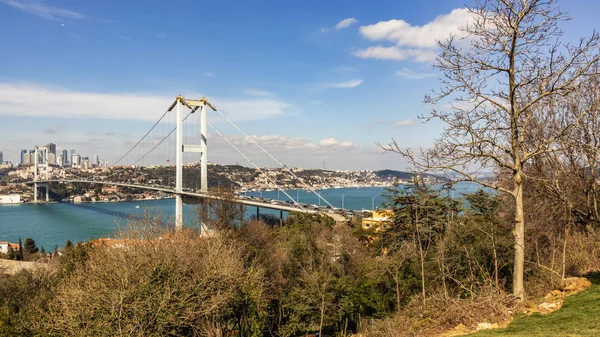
top-left (0, 151), bottom-right (3, 164)
top-left (57, 155), bottom-right (64, 167)
top-left (95, 154), bottom-right (99, 167)
top-left (82, 157), bottom-right (90, 169)
top-left (20, 150), bottom-right (27, 165)
top-left (62, 150), bottom-right (69, 165)
top-left (48, 153), bottom-right (57, 165)
top-left (71, 149), bottom-right (76, 156)
top-left (24, 150), bottom-right (34, 165)
top-left (46, 143), bottom-right (56, 155)
top-left (72, 154), bottom-right (81, 168)
top-left (38, 148), bottom-right (47, 164)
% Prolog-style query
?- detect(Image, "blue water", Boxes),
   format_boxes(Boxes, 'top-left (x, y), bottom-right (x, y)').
top-left (245, 182), bottom-right (484, 210)
top-left (0, 183), bottom-right (485, 250)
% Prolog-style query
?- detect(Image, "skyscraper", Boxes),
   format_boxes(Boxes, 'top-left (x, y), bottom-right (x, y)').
top-left (62, 150), bottom-right (69, 166)
top-left (20, 150), bottom-right (27, 165)
top-left (0, 151), bottom-right (3, 164)
top-left (46, 143), bottom-right (56, 155)
top-left (95, 154), bottom-right (99, 167)
top-left (48, 153), bottom-right (57, 165)
top-left (72, 154), bottom-right (81, 168)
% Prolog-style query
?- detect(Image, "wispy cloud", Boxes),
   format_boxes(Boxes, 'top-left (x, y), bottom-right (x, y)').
top-left (220, 135), bottom-right (358, 155)
top-left (335, 18), bottom-right (358, 30)
top-left (396, 68), bottom-right (436, 80)
top-left (319, 27), bottom-right (330, 34)
top-left (323, 79), bottom-right (363, 89)
top-left (394, 119), bottom-right (415, 127)
top-left (204, 72), bottom-right (215, 77)
top-left (0, 0), bottom-right (84, 21)
top-left (352, 46), bottom-right (437, 62)
top-left (0, 82), bottom-right (299, 122)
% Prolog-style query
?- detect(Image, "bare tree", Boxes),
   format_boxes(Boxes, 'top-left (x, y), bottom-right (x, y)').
top-left (196, 186), bottom-right (245, 232)
top-left (382, 0), bottom-right (600, 298)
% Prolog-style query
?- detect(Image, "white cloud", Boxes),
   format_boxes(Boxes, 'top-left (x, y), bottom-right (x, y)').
top-left (319, 27), bottom-right (330, 34)
top-left (396, 68), bottom-right (436, 79)
top-left (352, 46), bottom-right (437, 62)
top-left (352, 46), bottom-right (406, 60)
top-left (0, 0), bottom-right (84, 21)
top-left (354, 8), bottom-right (473, 63)
top-left (335, 18), bottom-right (358, 30)
top-left (323, 79), bottom-right (363, 89)
top-left (0, 82), bottom-right (297, 122)
top-left (204, 72), bottom-right (215, 77)
top-left (359, 8), bottom-right (471, 48)
top-left (394, 119), bottom-right (415, 127)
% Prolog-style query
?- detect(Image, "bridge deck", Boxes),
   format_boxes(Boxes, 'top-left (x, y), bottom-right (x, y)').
top-left (25, 180), bottom-right (348, 216)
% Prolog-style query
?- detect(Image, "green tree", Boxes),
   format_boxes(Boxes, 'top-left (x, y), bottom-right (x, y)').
top-left (383, 178), bottom-right (455, 300)
top-left (23, 238), bottom-right (38, 257)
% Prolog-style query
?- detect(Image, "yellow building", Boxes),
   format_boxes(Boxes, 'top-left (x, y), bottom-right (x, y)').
top-left (361, 210), bottom-right (393, 231)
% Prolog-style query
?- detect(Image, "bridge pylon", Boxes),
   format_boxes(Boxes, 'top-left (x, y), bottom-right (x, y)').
top-left (33, 146), bottom-right (49, 203)
top-left (167, 95), bottom-right (216, 231)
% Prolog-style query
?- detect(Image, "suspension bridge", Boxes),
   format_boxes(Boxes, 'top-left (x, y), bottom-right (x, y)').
top-left (22, 96), bottom-right (346, 229)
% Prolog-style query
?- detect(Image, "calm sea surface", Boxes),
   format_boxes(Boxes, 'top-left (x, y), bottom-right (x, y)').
top-left (0, 182), bottom-right (484, 250)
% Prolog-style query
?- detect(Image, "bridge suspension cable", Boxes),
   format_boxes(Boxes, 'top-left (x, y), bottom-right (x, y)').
top-left (131, 111), bottom-right (193, 166)
top-left (213, 108), bottom-right (336, 209)
top-left (208, 121), bottom-right (304, 210)
top-left (112, 109), bottom-right (171, 166)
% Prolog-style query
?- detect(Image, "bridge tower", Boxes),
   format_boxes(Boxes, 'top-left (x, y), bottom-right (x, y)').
top-left (167, 96), bottom-right (215, 230)
top-left (33, 146), bottom-right (49, 203)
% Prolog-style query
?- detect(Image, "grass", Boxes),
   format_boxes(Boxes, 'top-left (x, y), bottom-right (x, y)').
top-left (470, 273), bottom-right (600, 336)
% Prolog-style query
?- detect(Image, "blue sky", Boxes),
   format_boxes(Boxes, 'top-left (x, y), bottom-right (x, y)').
top-left (1, 0), bottom-right (599, 170)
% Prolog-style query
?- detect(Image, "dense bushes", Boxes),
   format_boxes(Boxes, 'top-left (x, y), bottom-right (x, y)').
top-left (1, 184), bottom-right (600, 336)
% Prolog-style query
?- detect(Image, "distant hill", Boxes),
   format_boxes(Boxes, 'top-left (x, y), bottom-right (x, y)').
top-left (374, 170), bottom-right (450, 182)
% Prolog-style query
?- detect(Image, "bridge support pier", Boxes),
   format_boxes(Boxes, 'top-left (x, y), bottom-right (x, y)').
top-left (34, 146), bottom-right (38, 202)
top-left (175, 97), bottom-right (184, 231)
top-left (280, 210), bottom-right (283, 226)
top-left (45, 184), bottom-right (49, 202)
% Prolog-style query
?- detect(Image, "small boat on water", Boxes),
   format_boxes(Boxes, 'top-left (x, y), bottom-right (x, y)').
top-left (136, 205), bottom-right (140, 209)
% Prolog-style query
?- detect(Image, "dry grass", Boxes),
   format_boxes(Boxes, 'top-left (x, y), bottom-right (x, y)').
top-left (364, 288), bottom-right (517, 337)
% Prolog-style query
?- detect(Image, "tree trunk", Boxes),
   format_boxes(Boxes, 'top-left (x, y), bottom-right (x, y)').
top-left (492, 228), bottom-right (499, 289)
top-left (513, 179), bottom-right (525, 299)
top-left (319, 291), bottom-right (325, 337)
top-left (394, 270), bottom-right (401, 313)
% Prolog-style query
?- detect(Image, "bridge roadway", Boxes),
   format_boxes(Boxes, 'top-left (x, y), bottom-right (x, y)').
top-left (28, 179), bottom-right (342, 215)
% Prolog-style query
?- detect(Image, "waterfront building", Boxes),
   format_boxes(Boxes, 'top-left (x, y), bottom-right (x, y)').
top-left (0, 194), bottom-right (21, 205)
top-left (0, 241), bottom-right (20, 254)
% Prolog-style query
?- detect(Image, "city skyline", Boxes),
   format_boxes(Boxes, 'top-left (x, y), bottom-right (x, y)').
top-left (1, 0), bottom-right (599, 170)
